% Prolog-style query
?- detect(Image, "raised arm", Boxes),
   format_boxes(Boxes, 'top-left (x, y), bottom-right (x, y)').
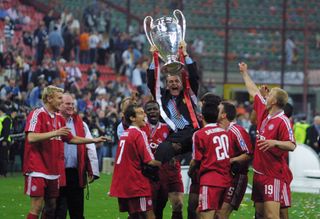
top-left (146, 45), bottom-right (158, 98)
top-left (239, 62), bottom-right (260, 97)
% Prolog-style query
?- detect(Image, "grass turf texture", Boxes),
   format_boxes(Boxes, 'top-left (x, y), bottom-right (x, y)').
top-left (0, 171), bottom-right (319, 219)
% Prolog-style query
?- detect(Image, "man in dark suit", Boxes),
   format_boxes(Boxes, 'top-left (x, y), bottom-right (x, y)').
top-left (305, 115), bottom-right (320, 155)
top-left (147, 41), bottom-right (200, 162)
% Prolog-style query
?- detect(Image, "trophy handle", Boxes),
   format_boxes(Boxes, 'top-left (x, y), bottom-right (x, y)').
top-left (144, 16), bottom-right (156, 47)
top-left (173, 9), bottom-right (186, 41)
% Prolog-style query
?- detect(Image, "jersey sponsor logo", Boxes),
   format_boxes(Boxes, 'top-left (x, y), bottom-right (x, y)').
top-left (257, 134), bottom-right (266, 140)
top-left (50, 136), bottom-right (62, 141)
top-left (268, 124), bottom-right (274, 130)
top-left (149, 142), bottom-right (158, 149)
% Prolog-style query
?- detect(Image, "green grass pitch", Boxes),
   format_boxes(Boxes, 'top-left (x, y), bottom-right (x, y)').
top-left (0, 172), bottom-right (319, 218)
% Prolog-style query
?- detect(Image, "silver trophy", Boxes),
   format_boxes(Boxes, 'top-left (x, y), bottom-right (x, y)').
top-left (144, 9), bottom-right (186, 73)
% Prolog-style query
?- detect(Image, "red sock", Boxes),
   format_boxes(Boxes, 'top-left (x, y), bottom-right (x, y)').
top-left (27, 213), bottom-right (38, 219)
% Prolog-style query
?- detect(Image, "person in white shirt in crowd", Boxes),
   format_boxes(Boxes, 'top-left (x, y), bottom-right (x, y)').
top-left (89, 30), bottom-right (100, 64)
top-left (65, 60), bottom-right (82, 88)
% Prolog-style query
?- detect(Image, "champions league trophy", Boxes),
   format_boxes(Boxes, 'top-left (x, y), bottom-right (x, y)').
top-left (144, 9), bottom-right (186, 73)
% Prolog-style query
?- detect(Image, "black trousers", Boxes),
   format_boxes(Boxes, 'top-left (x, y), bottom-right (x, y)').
top-left (155, 126), bottom-right (195, 163)
top-left (55, 168), bottom-right (85, 219)
top-left (0, 144), bottom-right (9, 176)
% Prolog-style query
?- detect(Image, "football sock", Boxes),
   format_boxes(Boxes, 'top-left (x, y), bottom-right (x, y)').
top-left (27, 213), bottom-right (38, 219)
top-left (172, 211), bottom-right (183, 219)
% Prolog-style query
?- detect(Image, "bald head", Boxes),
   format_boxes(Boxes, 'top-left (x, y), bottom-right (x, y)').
top-left (60, 93), bottom-right (75, 118)
top-left (314, 116), bottom-right (320, 126)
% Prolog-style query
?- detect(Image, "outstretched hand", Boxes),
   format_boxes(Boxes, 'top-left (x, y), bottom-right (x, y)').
top-left (93, 136), bottom-right (111, 143)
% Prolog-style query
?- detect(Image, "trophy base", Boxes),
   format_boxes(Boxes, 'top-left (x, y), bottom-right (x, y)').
top-left (161, 61), bottom-right (184, 74)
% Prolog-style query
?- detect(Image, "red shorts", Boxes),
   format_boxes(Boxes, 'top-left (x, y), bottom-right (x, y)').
top-left (280, 182), bottom-right (291, 208)
top-left (159, 162), bottom-right (184, 193)
top-left (198, 185), bottom-right (226, 211)
top-left (118, 196), bottom-right (153, 214)
top-left (252, 173), bottom-right (284, 203)
top-left (24, 176), bottom-right (59, 198)
top-left (223, 174), bottom-right (248, 210)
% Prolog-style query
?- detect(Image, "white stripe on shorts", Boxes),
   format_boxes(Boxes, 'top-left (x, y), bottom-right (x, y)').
top-left (274, 179), bottom-right (280, 202)
top-left (140, 197), bottom-right (146, 211)
top-left (282, 183), bottom-right (290, 206)
top-left (26, 175), bottom-right (32, 195)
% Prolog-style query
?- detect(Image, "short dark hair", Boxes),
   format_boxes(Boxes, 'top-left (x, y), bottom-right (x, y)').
top-left (221, 101), bottom-right (237, 121)
top-left (283, 103), bottom-right (293, 118)
top-left (124, 104), bottom-right (138, 126)
top-left (202, 102), bottom-right (219, 123)
top-left (200, 92), bottom-right (222, 106)
top-left (144, 100), bottom-right (159, 110)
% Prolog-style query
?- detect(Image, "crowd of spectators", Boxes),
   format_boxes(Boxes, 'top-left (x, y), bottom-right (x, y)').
top-left (0, 1), bottom-right (154, 171)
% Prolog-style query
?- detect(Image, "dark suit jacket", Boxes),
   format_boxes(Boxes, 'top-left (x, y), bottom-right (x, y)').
top-left (147, 62), bottom-right (199, 128)
top-left (305, 125), bottom-right (320, 153)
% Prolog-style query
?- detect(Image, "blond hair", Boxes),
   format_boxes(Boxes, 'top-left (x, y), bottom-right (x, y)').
top-left (42, 85), bottom-right (64, 103)
top-left (272, 87), bottom-right (288, 109)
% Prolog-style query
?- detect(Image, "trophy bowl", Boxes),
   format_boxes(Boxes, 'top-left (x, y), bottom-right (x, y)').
top-left (144, 10), bottom-right (186, 74)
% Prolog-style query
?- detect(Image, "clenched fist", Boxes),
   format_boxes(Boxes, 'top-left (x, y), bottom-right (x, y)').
top-left (239, 62), bottom-right (248, 74)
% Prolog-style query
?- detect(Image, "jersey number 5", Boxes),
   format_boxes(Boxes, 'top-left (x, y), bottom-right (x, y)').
top-left (116, 140), bottom-right (126, 164)
top-left (213, 134), bottom-right (229, 161)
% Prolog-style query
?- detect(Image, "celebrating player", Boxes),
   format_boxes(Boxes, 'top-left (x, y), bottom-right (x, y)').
top-left (188, 98), bottom-right (232, 219)
top-left (142, 100), bottom-right (184, 219)
top-left (216, 101), bottom-right (253, 218)
top-left (109, 104), bottom-right (161, 219)
top-left (23, 86), bottom-right (107, 219)
top-left (239, 62), bottom-right (296, 219)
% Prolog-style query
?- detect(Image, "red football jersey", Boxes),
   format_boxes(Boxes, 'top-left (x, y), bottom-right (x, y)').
top-left (141, 122), bottom-right (169, 154)
top-left (227, 122), bottom-right (253, 174)
top-left (192, 123), bottom-right (232, 187)
top-left (23, 107), bottom-right (73, 177)
top-left (110, 126), bottom-right (155, 198)
top-left (253, 94), bottom-right (295, 180)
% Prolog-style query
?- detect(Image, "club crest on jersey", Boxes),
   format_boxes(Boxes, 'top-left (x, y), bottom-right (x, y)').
top-left (268, 124), bottom-right (274, 130)
top-left (163, 132), bottom-right (168, 139)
